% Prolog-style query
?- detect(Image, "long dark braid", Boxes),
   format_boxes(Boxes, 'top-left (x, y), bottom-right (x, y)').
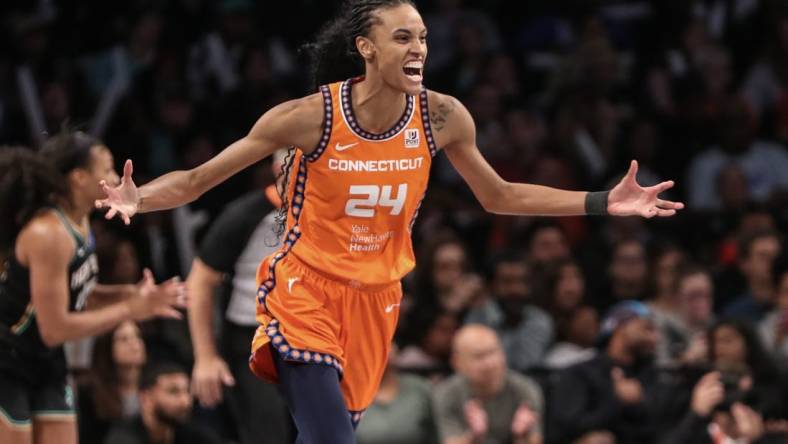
top-left (273, 146), bottom-right (297, 240)
top-left (0, 147), bottom-right (66, 255)
top-left (302, 0), bottom-right (416, 90)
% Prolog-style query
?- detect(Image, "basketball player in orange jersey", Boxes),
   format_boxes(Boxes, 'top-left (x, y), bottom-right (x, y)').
top-left (97, 1), bottom-right (684, 442)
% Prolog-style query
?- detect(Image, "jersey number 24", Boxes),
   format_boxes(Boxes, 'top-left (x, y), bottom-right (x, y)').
top-left (345, 184), bottom-right (407, 218)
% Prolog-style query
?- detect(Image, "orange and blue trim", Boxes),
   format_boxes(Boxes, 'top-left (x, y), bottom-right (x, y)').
top-left (340, 77), bottom-right (415, 141)
top-left (254, 156), bottom-right (344, 376)
top-left (256, 156), bottom-right (307, 312)
top-left (264, 319), bottom-right (344, 377)
top-left (419, 88), bottom-right (437, 157)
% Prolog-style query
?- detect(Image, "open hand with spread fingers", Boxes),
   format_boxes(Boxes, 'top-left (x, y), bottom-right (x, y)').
top-left (95, 159), bottom-right (139, 225)
top-left (607, 160), bottom-right (685, 218)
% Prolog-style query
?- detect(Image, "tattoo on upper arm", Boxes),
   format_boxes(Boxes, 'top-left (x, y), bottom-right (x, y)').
top-left (430, 97), bottom-right (456, 132)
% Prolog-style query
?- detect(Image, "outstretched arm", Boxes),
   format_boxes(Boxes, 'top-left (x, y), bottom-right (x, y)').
top-left (436, 93), bottom-right (683, 217)
top-left (96, 94), bottom-right (323, 223)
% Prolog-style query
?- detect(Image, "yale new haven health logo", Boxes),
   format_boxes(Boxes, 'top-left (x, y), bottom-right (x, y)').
top-left (404, 128), bottom-right (419, 148)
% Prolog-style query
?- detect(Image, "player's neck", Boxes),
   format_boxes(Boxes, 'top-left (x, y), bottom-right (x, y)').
top-left (56, 197), bottom-right (90, 226)
top-left (352, 76), bottom-right (407, 133)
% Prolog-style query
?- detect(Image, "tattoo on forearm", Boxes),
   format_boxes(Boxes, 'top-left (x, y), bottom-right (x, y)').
top-left (430, 99), bottom-right (456, 132)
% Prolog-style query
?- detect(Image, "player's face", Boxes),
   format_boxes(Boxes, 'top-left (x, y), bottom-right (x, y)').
top-left (365, 4), bottom-right (427, 96)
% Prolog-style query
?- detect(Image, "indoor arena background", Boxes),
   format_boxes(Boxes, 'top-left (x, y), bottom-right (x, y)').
top-left (2, 0), bottom-right (788, 443)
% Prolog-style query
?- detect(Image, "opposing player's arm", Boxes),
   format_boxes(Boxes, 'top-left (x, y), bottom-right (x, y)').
top-left (434, 91), bottom-right (683, 217)
top-left (86, 283), bottom-right (135, 309)
top-left (22, 217), bottom-right (132, 347)
top-left (136, 94), bottom-right (323, 213)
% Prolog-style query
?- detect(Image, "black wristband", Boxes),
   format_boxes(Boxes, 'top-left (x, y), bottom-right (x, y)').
top-left (585, 191), bottom-right (610, 215)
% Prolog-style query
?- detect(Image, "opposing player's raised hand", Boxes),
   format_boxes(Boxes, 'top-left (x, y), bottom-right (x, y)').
top-left (95, 159), bottom-right (139, 225)
top-left (607, 160), bottom-right (685, 218)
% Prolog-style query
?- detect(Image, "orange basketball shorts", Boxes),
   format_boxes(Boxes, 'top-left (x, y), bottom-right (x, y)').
top-left (249, 252), bottom-right (401, 413)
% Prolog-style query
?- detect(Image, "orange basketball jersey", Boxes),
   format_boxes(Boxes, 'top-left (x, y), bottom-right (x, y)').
top-left (267, 77), bottom-right (436, 287)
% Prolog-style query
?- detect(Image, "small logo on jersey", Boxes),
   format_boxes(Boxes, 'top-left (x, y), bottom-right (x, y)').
top-left (288, 277), bottom-right (300, 293)
top-left (335, 142), bottom-right (358, 152)
top-left (384, 303), bottom-right (401, 313)
top-left (404, 129), bottom-right (420, 148)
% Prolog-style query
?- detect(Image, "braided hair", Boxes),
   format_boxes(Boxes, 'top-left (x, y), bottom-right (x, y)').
top-left (302, 0), bottom-right (416, 90)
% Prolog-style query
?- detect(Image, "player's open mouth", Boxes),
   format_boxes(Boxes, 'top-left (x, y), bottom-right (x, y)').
top-left (403, 61), bottom-right (423, 82)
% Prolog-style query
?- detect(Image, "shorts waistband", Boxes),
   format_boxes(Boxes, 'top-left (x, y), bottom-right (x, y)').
top-left (286, 254), bottom-right (400, 293)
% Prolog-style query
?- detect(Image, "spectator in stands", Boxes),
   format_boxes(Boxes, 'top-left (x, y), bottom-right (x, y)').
top-left (466, 251), bottom-right (554, 372)
top-left (596, 240), bottom-right (649, 312)
top-left (659, 371), bottom-right (774, 444)
top-left (410, 233), bottom-right (485, 316)
top-left (356, 344), bottom-right (438, 444)
top-left (662, 318), bottom-right (788, 443)
top-left (674, 266), bottom-right (716, 367)
top-left (525, 222), bottom-right (570, 269)
top-left (686, 98), bottom-right (788, 211)
top-left (434, 324), bottom-right (543, 444)
top-left (400, 234), bottom-right (483, 377)
top-left (78, 321), bottom-right (146, 444)
top-left (706, 319), bottom-right (785, 420)
top-left (397, 307), bottom-right (458, 380)
top-left (717, 164), bottom-right (752, 213)
top-left (543, 305), bottom-right (599, 370)
top-left (103, 361), bottom-right (222, 444)
top-left (647, 244), bottom-right (686, 366)
top-left (549, 301), bottom-right (669, 444)
top-left (758, 266), bottom-right (788, 367)
top-left (649, 245), bottom-right (686, 316)
top-left (723, 230), bottom-right (782, 321)
top-left (537, 258), bottom-right (586, 332)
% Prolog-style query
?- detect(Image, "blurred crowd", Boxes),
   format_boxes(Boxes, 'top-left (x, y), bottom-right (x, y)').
top-left (3, 0), bottom-right (788, 443)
